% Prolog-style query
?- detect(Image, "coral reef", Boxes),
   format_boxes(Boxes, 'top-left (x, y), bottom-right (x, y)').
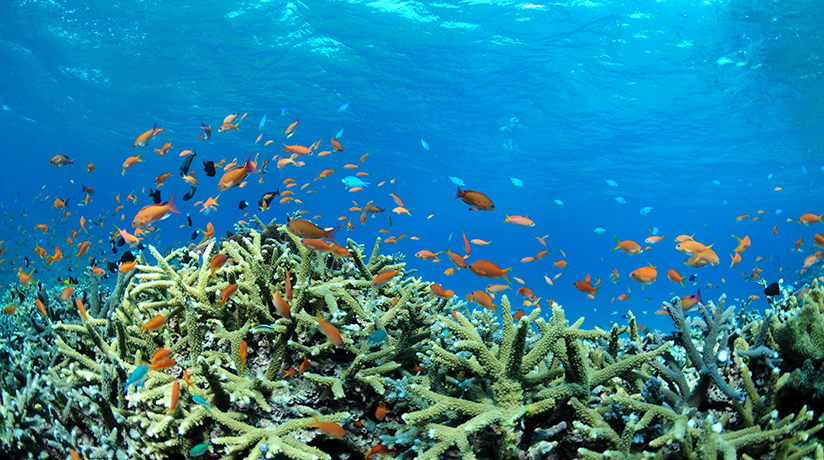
top-left (2, 219), bottom-right (824, 460)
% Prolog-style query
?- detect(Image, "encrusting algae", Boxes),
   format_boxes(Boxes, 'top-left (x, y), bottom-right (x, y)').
top-left (1, 217), bottom-right (824, 460)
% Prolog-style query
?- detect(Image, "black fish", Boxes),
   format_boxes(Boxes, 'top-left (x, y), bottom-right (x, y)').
top-left (120, 251), bottom-right (136, 264)
top-left (257, 188), bottom-right (280, 211)
top-left (764, 282), bottom-right (780, 296)
top-left (182, 186), bottom-right (197, 201)
top-left (116, 237), bottom-right (125, 247)
top-left (203, 160), bottom-right (216, 177)
top-left (187, 213), bottom-right (193, 227)
top-left (70, 276), bottom-right (78, 285)
top-left (17, 293), bottom-right (24, 304)
top-left (688, 274), bottom-right (698, 282)
top-left (238, 201), bottom-right (249, 210)
top-left (192, 230), bottom-right (199, 240)
top-left (149, 188), bottom-right (161, 204)
top-left (25, 256), bottom-right (30, 268)
top-left (180, 150), bottom-right (197, 176)
top-left (106, 261), bottom-right (118, 273)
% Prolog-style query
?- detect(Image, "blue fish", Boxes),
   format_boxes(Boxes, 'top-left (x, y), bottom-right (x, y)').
top-left (335, 128), bottom-right (344, 139)
top-left (766, 172), bottom-right (774, 180)
top-left (369, 329), bottom-right (388, 345)
top-left (604, 179), bottom-right (618, 187)
top-left (280, 107), bottom-right (290, 116)
top-left (509, 176), bottom-right (524, 188)
top-left (258, 113), bottom-right (267, 131)
top-left (190, 442), bottom-right (211, 457)
top-left (192, 394), bottom-right (211, 409)
top-left (341, 176), bottom-right (370, 188)
top-left (553, 199), bottom-right (563, 206)
top-left (420, 137), bottom-right (430, 151)
top-left (614, 197), bottom-right (626, 204)
top-left (593, 227), bottom-right (607, 234)
top-left (651, 226), bottom-right (660, 235)
top-left (448, 176), bottom-right (465, 187)
top-left (123, 365), bottom-right (149, 393)
top-left (802, 164), bottom-right (807, 174)
top-left (639, 206), bottom-right (654, 215)
top-left (338, 101), bottom-right (351, 111)
top-left (711, 179), bottom-right (721, 186)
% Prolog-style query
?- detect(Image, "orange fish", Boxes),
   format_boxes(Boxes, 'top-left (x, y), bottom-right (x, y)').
top-left (210, 254), bottom-right (229, 280)
top-left (415, 250), bottom-right (441, 261)
top-left (239, 340), bottom-right (248, 371)
top-left (122, 153), bottom-right (144, 175)
top-left (35, 298), bottom-right (47, 318)
top-left (330, 138), bottom-right (344, 152)
top-left (371, 270), bottom-right (399, 287)
top-left (471, 290), bottom-right (499, 313)
top-left (666, 269), bottom-right (686, 286)
top-left (798, 213), bottom-right (823, 225)
top-left (573, 275), bottom-right (600, 295)
top-left (611, 236), bottom-right (643, 255)
top-left (119, 260), bottom-right (138, 273)
top-left (218, 111), bottom-right (243, 132)
top-left (75, 240), bottom-right (90, 259)
top-left (430, 283), bottom-right (454, 299)
top-left (284, 118), bottom-right (299, 138)
top-left (455, 186), bottom-right (494, 211)
top-left (132, 193), bottom-right (180, 228)
top-left (141, 314), bottom-right (167, 333)
top-left (471, 239), bottom-right (492, 246)
top-left (814, 233), bottom-right (824, 247)
top-left (35, 224), bottom-right (49, 233)
top-left (18, 268), bottom-right (35, 285)
top-left (803, 251), bottom-right (822, 268)
top-left (732, 233), bottom-right (750, 253)
top-left (553, 260), bottom-right (567, 268)
top-left (218, 155), bottom-right (258, 191)
top-left (273, 291), bottom-right (292, 318)
top-left (287, 219), bottom-right (342, 244)
top-left (308, 414), bottom-right (346, 438)
top-left (166, 381), bottom-right (180, 414)
top-left (629, 264), bottom-right (657, 284)
top-left (674, 234), bottom-right (694, 243)
top-left (220, 284), bottom-right (238, 308)
top-left (52, 197), bottom-right (70, 210)
top-left (645, 235), bottom-right (666, 244)
top-left (730, 251), bottom-right (742, 268)
top-left (134, 122), bottom-right (163, 148)
top-left (313, 312), bottom-right (343, 346)
top-left (87, 162), bottom-right (95, 172)
top-left (675, 240), bottom-right (713, 255)
top-left (61, 285), bottom-right (74, 301)
top-left (76, 298), bottom-right (88, 319)
top-left (467, 260), bottom-right (511, 283)
top-left (375, 405), bottom-right (387, 420)
top-left (503, 214), bottom-right (534, 227)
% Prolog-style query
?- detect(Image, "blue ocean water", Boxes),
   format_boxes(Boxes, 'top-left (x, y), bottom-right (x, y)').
top-left (0, 0), bottom-right (822, 333)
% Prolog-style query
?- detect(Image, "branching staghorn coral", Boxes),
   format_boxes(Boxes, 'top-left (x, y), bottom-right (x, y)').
top-left (401, 296), bottom-right (671, 460)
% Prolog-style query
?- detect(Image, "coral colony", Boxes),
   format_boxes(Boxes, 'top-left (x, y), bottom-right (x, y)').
top-left (2, 215), bottom-right (824, 459)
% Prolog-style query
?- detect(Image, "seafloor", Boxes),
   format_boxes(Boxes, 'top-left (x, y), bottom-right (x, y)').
top-left (1, 217), bottom-right (823, 460)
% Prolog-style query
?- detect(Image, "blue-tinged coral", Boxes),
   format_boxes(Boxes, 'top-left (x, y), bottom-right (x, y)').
top-left (2, 220), bottom-right (824, 460)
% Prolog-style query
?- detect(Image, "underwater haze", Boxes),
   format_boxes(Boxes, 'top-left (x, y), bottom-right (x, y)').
top-left (2, 0), bottom-right (822, 331)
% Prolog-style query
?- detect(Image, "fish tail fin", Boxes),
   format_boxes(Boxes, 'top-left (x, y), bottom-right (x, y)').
top-left (454, 186), bottom-right (463, 200)
top-left (326, 224), bottom-right (344, 245)
top-left (167, 192), bottom-right (181, 214)
top-left (502, 267), bottom-right (512, 284)
top-left (610, 235), bottom-right (621, 251)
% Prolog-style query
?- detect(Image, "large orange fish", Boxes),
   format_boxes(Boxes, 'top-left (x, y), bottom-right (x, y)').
top-left (732, 233), bottom-right (751, 253)
top-left (218, 155), bottom-right (258, 191)
top-left (798, 213), bottom-right (823, 225)
top-left (455, 186), bottom-right (494, 211)
top-left (629, 264), bottom-right (657, 284)
top-left (134, 122), bottom-right (163, 148)
top-left (131, 192), bottom-right (180, 228)
top-left (287, 218), bottom-right (342, 244)
top-left (467, 260), bottom-right (511, 283)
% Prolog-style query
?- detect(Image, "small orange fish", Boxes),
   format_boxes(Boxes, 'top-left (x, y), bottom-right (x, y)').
top-left (284, 118), bottom-right (299, 137)
top-left (371, 270), bottom-right (399, 287)
top-left (239, 340), bottom-right (248, 371)
top-left (76, 298), bottom-right (88, 319)
top-left (330, 138), bottom-right (344, 152)
top-left (313, 312), bottom-right (343, 346)
top-left (141, 314), bottom-right (167, 333)
top-left (308, 414), bottom-right (346, 438)
top-left (166, 381), bottom-right (180, 414)
top-left (375, 405), bottom-right (387, 420)
top-left (134, 122), bottom-right (163, 148)
top-left (220, 284), bottom-right (238, 308)
top-left (612, 236), bottom-right (643, 255)
top-left (573, 275), bottom-right (600, 295)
